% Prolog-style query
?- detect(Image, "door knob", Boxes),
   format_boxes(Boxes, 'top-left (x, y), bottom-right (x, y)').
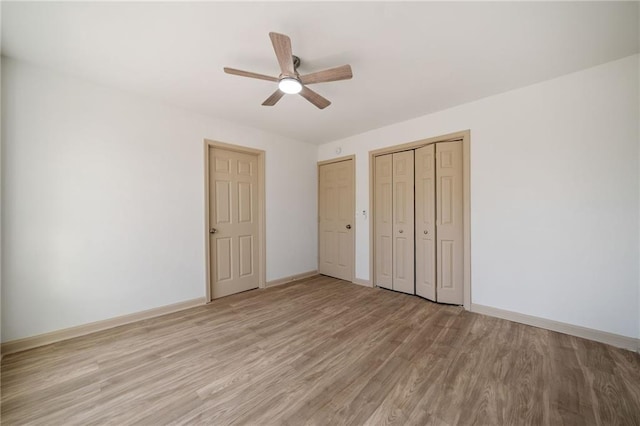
top-left (346, 224), bottom-right (351, 229)
top-left (209, 228), bottom-right (218, 234)
top-left (424, 230), bottom-right (428, 235)
top-left (399, 229), bottom-right (403, 233)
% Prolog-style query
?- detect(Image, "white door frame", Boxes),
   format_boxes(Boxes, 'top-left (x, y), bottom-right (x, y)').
top-left (204, 139), bottom-right (266, 302)
top-left (368, 130), bottom-right (472, 310)
top-left (317, 155), bottom-right (356, 283)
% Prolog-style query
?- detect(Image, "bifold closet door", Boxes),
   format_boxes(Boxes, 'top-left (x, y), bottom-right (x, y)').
top-left (435, 141), bottom-right (463, 304)
top-left (392, 151), bottom-right (415, 294)
top-left (375, 142), bottom-right (462, 303)
top-left (415, 144), bottom-right (436, 301)
top-left (375, 151), bottom-right (415, 294)
top-left (374, 154), bottom-right (393, 289)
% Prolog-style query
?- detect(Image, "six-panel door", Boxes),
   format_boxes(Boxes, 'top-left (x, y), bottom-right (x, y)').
top-left (318, 159), bottom-right (354, 281)
top-left (209, 147), bottom-right (259, 298)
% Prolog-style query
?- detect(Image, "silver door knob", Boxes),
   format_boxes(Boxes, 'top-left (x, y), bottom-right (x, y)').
top-left (399, 229), bottom-right (403, 233)
top-left (209, 228), bottom-right (217, 234)
top-left (346, 224), bottom-right (351, 229)
top-left (424, 230), bottom-right (428, 234)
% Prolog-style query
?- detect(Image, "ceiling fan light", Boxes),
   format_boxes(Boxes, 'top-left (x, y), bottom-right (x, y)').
top-left (278, 77), bottom-right (302, 94)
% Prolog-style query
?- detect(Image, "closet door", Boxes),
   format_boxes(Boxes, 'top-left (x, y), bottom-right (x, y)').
top-left (374, 154), bottom-right (393, 289)
top-left (392, 151), bottom-right (415, 294)
top-left (436, 141), bottom-right (463, 304)
top-left (415, 144), bottom-right (436, 301)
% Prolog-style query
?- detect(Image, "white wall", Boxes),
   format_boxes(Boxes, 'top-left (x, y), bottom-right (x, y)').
top-left (319, 55), bottom-right (640, 339)
top-left (1, 57), bottom-right (318, 342)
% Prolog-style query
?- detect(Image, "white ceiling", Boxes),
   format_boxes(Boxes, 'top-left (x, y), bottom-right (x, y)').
top-left (2, 2), bottom-right (638, 145)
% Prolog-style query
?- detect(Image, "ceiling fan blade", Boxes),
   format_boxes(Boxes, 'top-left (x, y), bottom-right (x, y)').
top-left (262, 90), bottom-right (285, 106)
top-left (224, 67), bottom-right (278, 82)
top-left (299, 86), bottom-right (331, 109)
top-left (269, 32), bottom-right (295, 76)
top-left (300, 65), bottom-right (353, 85)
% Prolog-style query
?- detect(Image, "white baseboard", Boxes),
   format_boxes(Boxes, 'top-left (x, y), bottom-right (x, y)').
top-left (266, 270), bottom-right (318, 288)
top-left (1, 297), bottom-right (207, 356)
top-left (352, 278), bottom-right (373, 288)
top-left (471, 303), bottom-right (639, 352)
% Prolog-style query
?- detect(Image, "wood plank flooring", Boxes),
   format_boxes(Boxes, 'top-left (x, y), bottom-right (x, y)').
top-left (2, 275), bottom-right (639, 425)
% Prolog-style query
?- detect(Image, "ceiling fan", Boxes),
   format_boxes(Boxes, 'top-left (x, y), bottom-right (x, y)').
top-left (224, 32), bottom-right (353, 110)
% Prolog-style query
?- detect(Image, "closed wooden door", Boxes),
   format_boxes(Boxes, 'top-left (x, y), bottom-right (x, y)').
top-left (415, 144), bottom-right (436, 301)
top-left (374, 154), bottom-right (393, 289)
top-left (436, 141), bottom-right (463, 304)
top-left (392, 151), bottom-right (415, 294)
top-left (209, 147), bottom-right (259, 298)
top-left (318, 159), bottom-right (354, 281)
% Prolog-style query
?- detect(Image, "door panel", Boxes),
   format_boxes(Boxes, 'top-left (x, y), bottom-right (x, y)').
top-left (239, 235), bottom-right (253, 277)
top-left (415, 144), bottom-right (436, 301)
top-left (215, 181), bottom-right (231, 223)
top-left (318, 159), bottom-right (354, 281)
top-left (395, 236), bottom-right (407, 279)
top-left (238, 182), bottom-right (252, 223)
top-left (392, 151), bottom-right (415, 294)
top-left (209, 147), bottom-right (259, 298)
top-left (338, 232), bottom-right (350, 267)
top-left (436, 141), bottom-right (463, 304)
top-left (216, 238), bottom-right (232, 281)
top-left (375, 154), bottom-right (393, 289)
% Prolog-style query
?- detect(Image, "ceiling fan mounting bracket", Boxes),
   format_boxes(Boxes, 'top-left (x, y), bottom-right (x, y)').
top-left (292, 55), bottom-right (301, 71)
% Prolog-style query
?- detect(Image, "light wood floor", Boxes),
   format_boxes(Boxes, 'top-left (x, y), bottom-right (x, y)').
top-left (2, 276), bottom-right (640, 425)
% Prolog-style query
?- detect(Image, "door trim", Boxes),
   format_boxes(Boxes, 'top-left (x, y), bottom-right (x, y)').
top-left (204, 139), bottom-right (266, 302)
top-left (317, 155), bottom-right (356, 283)
top-left (368, 130), bottom-right (471, 310)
